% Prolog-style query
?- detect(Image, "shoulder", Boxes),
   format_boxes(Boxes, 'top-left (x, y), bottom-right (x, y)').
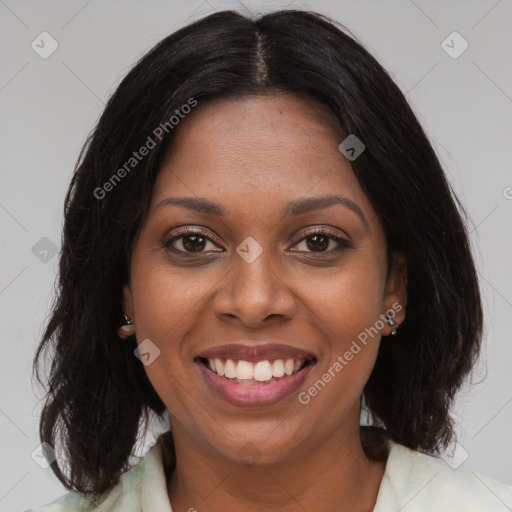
top-left (22, 440), bottom-right (164, 512)
top-left (375, 440), bottom-right (512, 511)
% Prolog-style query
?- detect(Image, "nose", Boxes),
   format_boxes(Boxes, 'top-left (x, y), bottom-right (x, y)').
top-left (211, 245), bottom-right (296, 328)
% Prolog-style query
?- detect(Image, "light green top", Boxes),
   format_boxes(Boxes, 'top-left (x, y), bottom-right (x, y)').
top-left (24, 434), bottom-right (512, 511)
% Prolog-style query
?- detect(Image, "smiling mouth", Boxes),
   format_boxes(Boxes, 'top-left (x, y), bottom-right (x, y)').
top-left (195, 356), bottom-right (317, 384)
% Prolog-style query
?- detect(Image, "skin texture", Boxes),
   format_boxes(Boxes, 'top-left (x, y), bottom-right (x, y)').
top-left (123, 95), bottom-right (407, 512)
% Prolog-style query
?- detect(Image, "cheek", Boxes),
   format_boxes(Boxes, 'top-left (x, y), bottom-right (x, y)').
top-left (313, 252), bottom-right (385, 331)
top-left (129, 261), bottom-right (210, 404)
top-left (131, 259), bottom-right (211, 341)
top-left (308, 255), bottom-right (385, 383)
top-left (301, 294), bottom-right (383, 416)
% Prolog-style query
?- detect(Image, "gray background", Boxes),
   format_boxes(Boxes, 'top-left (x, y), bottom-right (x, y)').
top-left (1, 0), bottom-right (511, 510)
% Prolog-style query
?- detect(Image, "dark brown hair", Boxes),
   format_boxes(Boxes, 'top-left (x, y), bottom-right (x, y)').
top-left (33, 8), bottom-right (483, 501)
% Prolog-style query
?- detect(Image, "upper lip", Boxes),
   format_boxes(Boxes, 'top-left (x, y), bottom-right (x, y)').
top-left (196, 342), bottom-right (317, 362)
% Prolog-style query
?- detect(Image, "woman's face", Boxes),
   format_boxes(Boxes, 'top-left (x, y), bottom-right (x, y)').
top-left (123, 94), bottom-right (406, 465)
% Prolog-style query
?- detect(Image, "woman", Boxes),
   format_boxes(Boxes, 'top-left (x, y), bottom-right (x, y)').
top-left (28, 8), bottom-right (512, 512)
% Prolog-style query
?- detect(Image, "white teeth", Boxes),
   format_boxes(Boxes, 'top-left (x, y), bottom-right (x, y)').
top-left (254, 361), bottom-right (273, 381)
top-left (214, 358), bottom-right (224, 376)
top-left (236, 360), bottom-right (254, 380)
top-left (205, 357), bottom-right (307, 382)
top-left (284, 358), bottom-right (294, 376)
top-left (224, 359), bottom-right (237, 379)
top-left (272, 359), bottom-right (285, 378)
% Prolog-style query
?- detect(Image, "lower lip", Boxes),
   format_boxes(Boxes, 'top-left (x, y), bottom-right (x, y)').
top-left (196, 360), bottom-right (315, 407)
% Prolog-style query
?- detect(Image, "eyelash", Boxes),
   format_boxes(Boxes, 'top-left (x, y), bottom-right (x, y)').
top-left (163, 226), bottom-right (353, 256)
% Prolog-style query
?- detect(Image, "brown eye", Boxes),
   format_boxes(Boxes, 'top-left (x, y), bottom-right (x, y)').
top-left (164, 228), bottom-right (221, 254)
top-left (305, 233), bottom-right (330, 252)
top-left (292, 229), bottom-right (352, 255)
top-left (178, 233), bottom-right (207, 252)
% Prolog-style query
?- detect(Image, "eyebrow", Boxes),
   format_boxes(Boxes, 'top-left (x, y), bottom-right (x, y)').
top-left (153, 195), bottom-right (368, 227)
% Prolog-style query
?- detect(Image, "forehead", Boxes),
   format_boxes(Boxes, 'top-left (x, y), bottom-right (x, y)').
top-left (151, 95), bottom-right (374, 224)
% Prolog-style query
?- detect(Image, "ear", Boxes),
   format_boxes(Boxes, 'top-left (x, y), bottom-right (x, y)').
top-left (382, 254), bottom-right (407, 334)
top-left (122, 283), bottom-right (134, 320)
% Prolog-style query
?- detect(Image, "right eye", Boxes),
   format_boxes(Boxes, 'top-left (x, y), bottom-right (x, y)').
top-left (163, 228), bottom-right (223, 254)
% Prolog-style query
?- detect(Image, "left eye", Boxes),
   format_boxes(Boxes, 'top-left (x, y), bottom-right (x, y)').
top-left (292, 231), bottom-right (351, 254)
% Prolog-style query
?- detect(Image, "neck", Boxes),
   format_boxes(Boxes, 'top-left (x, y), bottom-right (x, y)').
top-left (165, 413), bottom-right (388, 512)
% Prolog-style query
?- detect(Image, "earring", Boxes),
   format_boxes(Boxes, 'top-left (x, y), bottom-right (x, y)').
top-left (386, 312), bottom-right (398, 336)
top-left (118, 313), bottom-right (135, 339)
